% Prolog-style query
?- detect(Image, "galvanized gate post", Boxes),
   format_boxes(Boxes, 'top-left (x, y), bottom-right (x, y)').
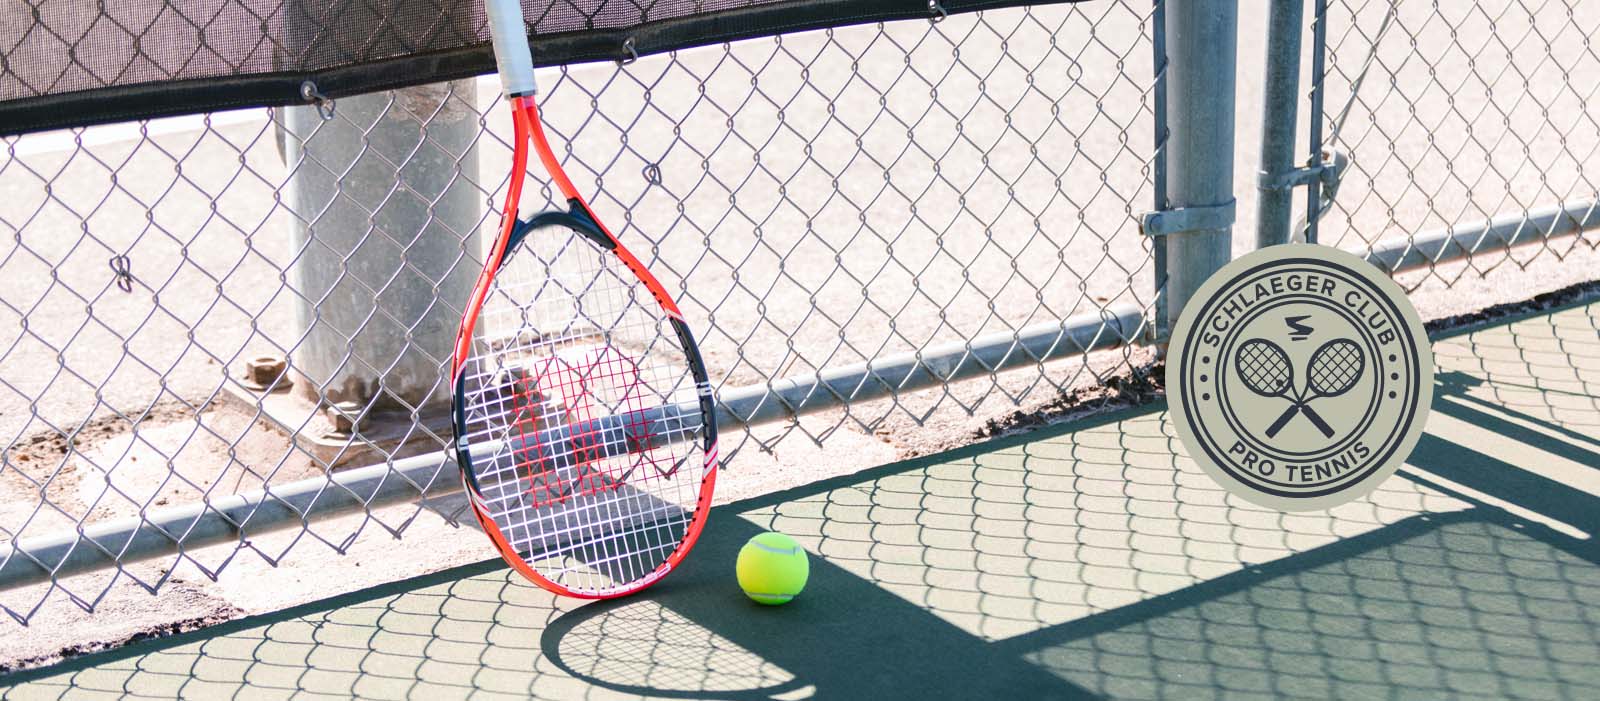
top-left (277, 82), bottom-right (481, 454)
top-left (1256, 0), bottom-right (1305, 249)
top-left (1255, 0), bottom-right (1343, 248)
top-left (1148, 0), bottom-right (1238, 338)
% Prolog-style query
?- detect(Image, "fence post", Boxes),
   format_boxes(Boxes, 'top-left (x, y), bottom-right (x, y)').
top-left (279, 82), bottom-right (481, 420)
top-left (1255, 0), bottom-right (1305, 249)
top-left (1161, 0), bottom-right (1237, 328)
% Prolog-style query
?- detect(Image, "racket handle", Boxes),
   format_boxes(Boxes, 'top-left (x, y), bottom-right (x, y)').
top-left (1264, 404), bottom-right (1299, 438)
top-left (1300, 404), bottom-right (1336, 438)
top-left (485, 0), bottom-right (537, 96)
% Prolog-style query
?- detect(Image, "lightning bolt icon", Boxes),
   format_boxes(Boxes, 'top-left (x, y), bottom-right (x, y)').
top-left (1285, 315), bottom-right (1313, 341)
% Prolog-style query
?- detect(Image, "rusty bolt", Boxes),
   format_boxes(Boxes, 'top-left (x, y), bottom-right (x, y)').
top-left (324, 400), bottom-right (363, 437)
top-left (242, 355), bottom-right (289, 390)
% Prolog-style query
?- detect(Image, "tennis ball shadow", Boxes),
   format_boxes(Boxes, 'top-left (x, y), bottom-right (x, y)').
top-left (540, 515), bottom-right (1092, 700)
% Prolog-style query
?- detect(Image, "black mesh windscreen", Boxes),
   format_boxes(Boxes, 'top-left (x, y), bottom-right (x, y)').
top-left (0, 0), bottom-right (1071, 136)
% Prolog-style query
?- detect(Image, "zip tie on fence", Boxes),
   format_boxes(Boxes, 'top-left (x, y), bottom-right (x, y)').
top-left (108, 255), bottom-right (134, 293)
top-left (299, 80), bottom-right (335, 120)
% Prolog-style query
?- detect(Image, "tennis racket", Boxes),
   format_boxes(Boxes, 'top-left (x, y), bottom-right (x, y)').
top-left (1235, 337), bottom-right (1334, 438)
top-left (451, 0), bottom-right (718, 599)
top-left (1235, 339), bottom-right (1293, 399)
top-left (1262, 338), bottom-right (1362, 438)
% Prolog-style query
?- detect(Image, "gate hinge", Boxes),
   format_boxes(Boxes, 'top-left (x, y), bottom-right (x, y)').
top-left (1140, 199), bottom-right (1236, 237)
top-left (1258, 148), bottom-right (1347, 193)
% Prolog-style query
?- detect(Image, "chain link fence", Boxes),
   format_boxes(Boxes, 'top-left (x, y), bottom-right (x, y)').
top-left (1312, 0), bottom-right (1600, 292)
top-left (1, 0), bottom-right (1597, 641)
top-left (0, 3), bottom-right (1160, 624)
top-left (8, 295), bottom-right (1599, 693)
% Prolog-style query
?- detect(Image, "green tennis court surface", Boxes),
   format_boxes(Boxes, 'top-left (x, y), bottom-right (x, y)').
top-left (4, 298), bottom-right (1598, 700)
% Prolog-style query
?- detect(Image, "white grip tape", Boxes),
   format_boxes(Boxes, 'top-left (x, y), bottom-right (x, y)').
top-left (485, 0), bottom-right (537, 95)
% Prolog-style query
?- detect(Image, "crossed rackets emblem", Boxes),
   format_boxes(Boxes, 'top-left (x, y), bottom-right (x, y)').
top-left (1235, 337), bottom-right (1365, 438)
top-left (1165, 245), bottom-right (1433, 511)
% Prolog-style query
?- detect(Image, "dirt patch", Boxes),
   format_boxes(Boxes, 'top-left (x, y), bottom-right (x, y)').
top-left (1423, 279), bottom-right (1600, 337)
top-left (0, 406), bottom-right (190, 540)
top-left (2, 402), bottom-right (320, 537)
top-left (974, 355), bottom-right (1167, 443)
top-left (960, 278), bottom-right (1600, 444)
top-left (0, 571), bottom-right (244, 675)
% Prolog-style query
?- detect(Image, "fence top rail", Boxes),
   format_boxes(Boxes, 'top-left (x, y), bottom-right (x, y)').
top-left (0, 0), bottom-right (1088, 137)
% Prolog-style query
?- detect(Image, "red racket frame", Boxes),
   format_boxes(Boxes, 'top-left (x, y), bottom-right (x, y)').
top-left (451, 95), bottom-right (718, 599)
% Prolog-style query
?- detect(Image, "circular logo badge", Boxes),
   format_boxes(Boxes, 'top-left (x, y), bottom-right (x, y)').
top-left (1166, 244), bottom-right (1433, 511)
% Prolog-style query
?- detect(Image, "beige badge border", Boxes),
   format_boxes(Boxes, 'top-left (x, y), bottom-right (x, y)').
top-left (1165, 244), bottom-right (1434, 511)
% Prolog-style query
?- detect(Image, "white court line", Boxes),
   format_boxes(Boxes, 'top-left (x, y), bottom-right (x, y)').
top-left (1401, 464), bottom-right (1589, 541)
top-left (1429, 405), bottom-right (1600, 497)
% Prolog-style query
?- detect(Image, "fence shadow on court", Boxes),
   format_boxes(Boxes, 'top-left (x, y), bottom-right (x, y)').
top-left (5, 300), bottom-right (1599, 700)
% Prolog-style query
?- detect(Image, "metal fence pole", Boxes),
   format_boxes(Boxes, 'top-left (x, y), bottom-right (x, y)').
top-left (279, 83), bottom-right (481, 415)
top-left (1150, 0), bottom-right (1171, 339)
top-left (1300, 0), bottom-right (1330, 245)
top-left (1256, 0), bottom-right (1305, 249)
top-left (1161, 0), bottom-right (1237, 326)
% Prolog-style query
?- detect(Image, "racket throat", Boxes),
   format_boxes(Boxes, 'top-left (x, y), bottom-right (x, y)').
top-left (509, 199), bottom-right (614, 252)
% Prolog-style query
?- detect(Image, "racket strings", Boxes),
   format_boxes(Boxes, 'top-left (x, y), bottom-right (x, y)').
top-left (1308, 341), bottom-right (1363, 395)
top-left (459, 217), bottom-right (706, 594)
top-left (1236, 340), bottom-right (1292, 395)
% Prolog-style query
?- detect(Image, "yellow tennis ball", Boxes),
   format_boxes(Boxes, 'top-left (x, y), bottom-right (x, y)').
top-left (736, 532), bottom-right (809, 605)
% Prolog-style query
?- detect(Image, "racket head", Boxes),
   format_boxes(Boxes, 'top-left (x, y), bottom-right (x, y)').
top-left (1234, 339), bottom-right (1293, 397)
top-left (452, 103), bottom-right (717, 599)
top-left (1307, 338), bottom-right (1363, 397)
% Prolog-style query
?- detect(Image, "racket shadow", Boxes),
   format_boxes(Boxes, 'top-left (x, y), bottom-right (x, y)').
top-left (539, 511), bottom-right (1088, 700)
